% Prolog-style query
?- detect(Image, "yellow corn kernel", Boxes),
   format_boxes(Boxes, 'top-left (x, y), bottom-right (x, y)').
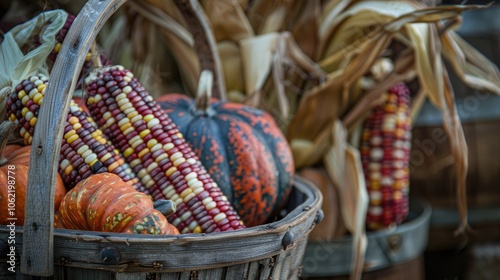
top-left (180, 188), bottom-right (193, 199)
top-left (173, 157), bottom-right (186, 167)
top-left (88, 159), bottom-right (99, 167)
top-left (54, 42), bottom-right (62, 53)
top-left (192, 226), bottom-right (202, 233)
top-left (72, 123), bottom-right (82, 130)
top-left (108, 161), bottom-right (119, 172)
top-left (165, 167), bottom-right (176, 177)
top-left (100, 152), bottom-right (112, 162)
top-left (33, 93), bottom-right (43, 104)
top-left (64, 165), bottom-right (74, 176)
top-left (64, 130), bottom-right (76, 140)
top-left (139, 129), bottom-right (150, 139)
top-left (66, 134), bottom-right (79, 144)
top-left (143, 114), bottom-right (154, 122)
top-left (137, 148), bottom-right (149, 159)
top-left (17, 90), bottom-right (26, 100)
top-left (21, 107), bottom-right (29, 117)
top-left (123, 147), bottom-right (134, 158)
top-left (146, 139), bottom-right (158, 149)
top-left (146, 162), bottom-right (158, 173)
top-left (37, 84), bottom-right (46, 92)
top-left (163, 143), bottom-right (174, 152)
top-left (126, 111), bottom-right (138, 120)
top-left (154, 153), bottom-right (168, 163)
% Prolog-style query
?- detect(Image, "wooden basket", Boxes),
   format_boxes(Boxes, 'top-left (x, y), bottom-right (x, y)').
top-left (0, 0), bottom-right (323, 279)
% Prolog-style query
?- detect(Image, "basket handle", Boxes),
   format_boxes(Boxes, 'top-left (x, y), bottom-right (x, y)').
top-left (21, 0), bottom-right (225, 276)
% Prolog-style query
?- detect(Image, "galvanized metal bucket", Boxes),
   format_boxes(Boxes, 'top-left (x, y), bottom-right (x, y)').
top-left (301, 198), bottom-right (431, 278)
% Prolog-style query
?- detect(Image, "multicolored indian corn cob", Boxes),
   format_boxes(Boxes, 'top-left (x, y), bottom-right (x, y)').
top-left (5, 74), bottom-right (143, 190)
top-left (44, 13), bottom-right (109, 79)
top-left (360, 82), bottom-right (411, 230)
top-left (83, 65), bottom-right (245, 233)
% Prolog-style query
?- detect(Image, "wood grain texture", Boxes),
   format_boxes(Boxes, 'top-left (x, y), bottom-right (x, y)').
top-left (160, 273), bottom-right (182, 280)
top-left (20, 0), bottom-right (127, 276)
top-left (65, 267), bottom-right (113, 279)
top-left (224, 263), bottom-right (249, 280)
top-left (115, 272), bottom-right (148, 280)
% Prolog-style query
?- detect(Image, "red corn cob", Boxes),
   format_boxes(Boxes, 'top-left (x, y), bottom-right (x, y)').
top-left (360, 82), bottom-right (411, 229)
top-left (83, 65), bottom-right (245, 233)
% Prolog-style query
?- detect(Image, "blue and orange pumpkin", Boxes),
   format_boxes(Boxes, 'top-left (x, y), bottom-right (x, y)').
top-left (156, 88), bottom-right (294, 227)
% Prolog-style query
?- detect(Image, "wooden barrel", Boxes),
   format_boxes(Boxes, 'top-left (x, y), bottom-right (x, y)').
top-left (409, 4), bottom-right (500, 251)
top-left (0, 1), bottom-right (323, 279)
top-left (301, 198), bottom-right (431, 279)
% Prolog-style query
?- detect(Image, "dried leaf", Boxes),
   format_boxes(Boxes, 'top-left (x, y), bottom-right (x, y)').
top-left (200, 0), bottom-right (255, 42)
top-left (441, 31), bottom-right (500, 95)
top-left (246, 0), bottom-right (296, 34)
top-left (290, 0), bottom-right (320, 58)
top-left (240, 32), bottom-right (280, 105)
top-left (218, 41), bottom-right (246, 94)
top-left (324, 120), bottom-right (368, 280)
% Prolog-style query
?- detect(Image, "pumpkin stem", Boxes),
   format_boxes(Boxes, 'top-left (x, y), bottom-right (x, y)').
top-left (194, 70), bottom-right (214, 113)
top-left (153, 199), bottom-right (177, 218)
top-left (0, 121), bottom-right (17, 166)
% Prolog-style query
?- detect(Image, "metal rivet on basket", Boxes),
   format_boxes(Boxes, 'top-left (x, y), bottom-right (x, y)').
top-left (303, 206), bottom-right (311, 211)
top-left (152, 261), bottom-right (164, 270)
top-left (0, 240), bottom-right (8, 255)
top-left (60, 257), bottom-right (72, 265)
top-left (314, 209), bottom-right (324, 225)
top-left (282, 231), bottom-right (295, 249)
top-left (99, 246), bottom-right (121, 264)
top-left (387, 235), bottom-right (402, 253)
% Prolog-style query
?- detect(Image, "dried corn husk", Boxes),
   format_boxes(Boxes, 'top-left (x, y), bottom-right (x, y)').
top-left (0, 9), bottom-right (67, 122)
top-left (325, 120), bottom-right (368, 280)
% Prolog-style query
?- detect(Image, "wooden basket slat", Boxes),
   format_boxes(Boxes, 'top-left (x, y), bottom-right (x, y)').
top-left (225, 263), bottom-right (250, 280)
top-left (244, 259), bottom-right (262, 279)
top-left (160, 273), bottom-right (182, 280)
top-left (115, 272), bottom-right (147, 280)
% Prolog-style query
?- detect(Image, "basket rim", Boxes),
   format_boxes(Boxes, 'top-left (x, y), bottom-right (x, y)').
top-left (0, 176), bottom-right (322, 272)
top-left (0, 176), bottom-right (321, 239)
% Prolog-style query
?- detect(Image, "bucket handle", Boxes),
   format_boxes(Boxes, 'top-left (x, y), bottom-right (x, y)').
top-left (21, 0), bottom-right (225, 276)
